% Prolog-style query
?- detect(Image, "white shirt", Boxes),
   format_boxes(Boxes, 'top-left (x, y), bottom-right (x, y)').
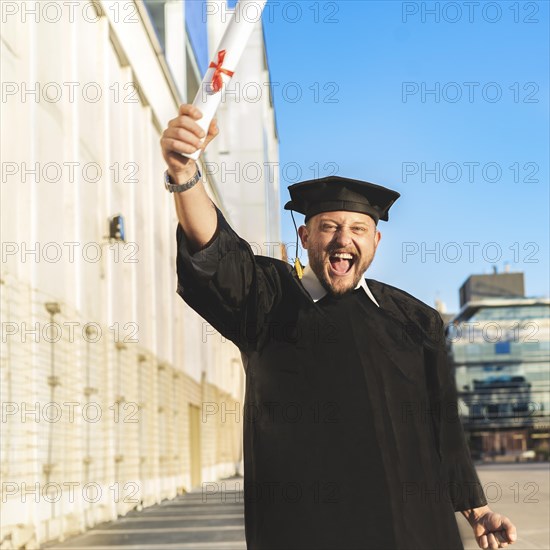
top-left (300, 264), bottom-right (380, 307)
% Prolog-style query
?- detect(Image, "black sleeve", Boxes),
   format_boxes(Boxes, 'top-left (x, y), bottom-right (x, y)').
top-left (425, 314), bottom-right (488, 512)
top-left (175, 205), bottom-right (282, 351)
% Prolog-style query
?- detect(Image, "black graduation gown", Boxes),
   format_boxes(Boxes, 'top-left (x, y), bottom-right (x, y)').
top-left (175, 207), bottom-right (487, 550)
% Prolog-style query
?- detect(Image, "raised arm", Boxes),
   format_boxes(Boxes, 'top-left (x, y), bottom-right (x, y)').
top-left (160, 104), bottom-right (219, 252)
top-left (161, 104), bottom-right (282, 351)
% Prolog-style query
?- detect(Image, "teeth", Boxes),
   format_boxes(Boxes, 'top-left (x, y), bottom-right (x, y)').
top-left (332, 253), bottom-right (353, 260)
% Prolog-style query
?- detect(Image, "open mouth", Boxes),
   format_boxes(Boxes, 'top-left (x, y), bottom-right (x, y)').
top-left (328, 252), bottom-right (356, 276)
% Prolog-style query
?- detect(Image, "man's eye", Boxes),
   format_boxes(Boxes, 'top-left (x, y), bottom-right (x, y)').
top-left (322, 225), bottom-right (336, 231)
top-left (352, 227), bottom-right (366, 232)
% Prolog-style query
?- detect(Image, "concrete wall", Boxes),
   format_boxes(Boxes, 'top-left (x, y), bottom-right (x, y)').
top-left (0, 0), bottom-right (278, 546)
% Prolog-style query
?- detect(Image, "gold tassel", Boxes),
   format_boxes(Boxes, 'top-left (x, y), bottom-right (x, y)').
top-left (294, 258), bottom-right (303, 279)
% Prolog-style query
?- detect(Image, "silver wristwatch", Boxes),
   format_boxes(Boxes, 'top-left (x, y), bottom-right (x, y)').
top-left (164, 167), bottom-right (201, 193)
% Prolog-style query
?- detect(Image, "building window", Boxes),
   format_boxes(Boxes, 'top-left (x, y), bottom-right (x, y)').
top-left (143, 0), bottom-right (167, 51)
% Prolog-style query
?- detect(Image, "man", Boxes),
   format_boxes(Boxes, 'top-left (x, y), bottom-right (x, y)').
top-left (160, 104), bottom-right (517, 550)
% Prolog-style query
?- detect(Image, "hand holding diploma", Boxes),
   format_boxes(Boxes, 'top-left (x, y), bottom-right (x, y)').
top-left (160, 104), bottom-right (220, 253)
top-left (160, 104), bottom-right (219, 182)
top-left (160, 1), bottom-right (268, 254)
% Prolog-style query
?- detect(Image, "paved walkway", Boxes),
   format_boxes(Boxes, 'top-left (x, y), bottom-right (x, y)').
top-left (44, 464), bottom-right (548, 550)
top-left (45, 478), bottom-right (246, 550)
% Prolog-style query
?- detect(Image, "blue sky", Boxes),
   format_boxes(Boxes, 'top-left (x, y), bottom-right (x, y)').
top-left (260, 0), bottom-right (549, 313)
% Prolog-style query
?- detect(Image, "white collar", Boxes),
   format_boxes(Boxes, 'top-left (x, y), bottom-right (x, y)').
top-left (300, 264), bottom-right (380, 307)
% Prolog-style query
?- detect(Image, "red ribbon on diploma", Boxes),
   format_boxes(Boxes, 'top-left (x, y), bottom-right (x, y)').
top-left (209, 50), bottom-right (234, 92)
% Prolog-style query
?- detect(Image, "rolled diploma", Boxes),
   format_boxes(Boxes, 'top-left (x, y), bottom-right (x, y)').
top-left (183, 0), bottom-right (268, 160)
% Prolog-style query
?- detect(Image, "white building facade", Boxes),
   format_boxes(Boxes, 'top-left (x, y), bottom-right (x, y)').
top-left (0, 0), bottom-right (279, 546)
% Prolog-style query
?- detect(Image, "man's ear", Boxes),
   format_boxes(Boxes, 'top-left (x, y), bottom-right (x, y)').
top-left (374, 230), bottom-right (382, 249)
top-left (297, 225), bottom-right (308, 249)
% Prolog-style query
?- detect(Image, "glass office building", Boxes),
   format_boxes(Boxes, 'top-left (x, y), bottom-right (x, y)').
top-left (448, 298), bottom-right (550, 460)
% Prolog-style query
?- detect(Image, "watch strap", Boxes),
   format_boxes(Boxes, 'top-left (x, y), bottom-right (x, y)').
top-left (164, 167), bottom-right (202, 193)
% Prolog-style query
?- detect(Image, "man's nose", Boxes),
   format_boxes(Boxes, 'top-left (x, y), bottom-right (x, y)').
top-left (333, 227), bottom-right (353, 247)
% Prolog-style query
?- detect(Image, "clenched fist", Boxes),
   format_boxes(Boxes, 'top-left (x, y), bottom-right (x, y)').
top-left (160, 104), bottom-right (219, 183)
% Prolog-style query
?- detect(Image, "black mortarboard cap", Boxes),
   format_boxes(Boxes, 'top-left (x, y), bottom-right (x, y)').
top-left (284, 176), bottom-right (400, 224)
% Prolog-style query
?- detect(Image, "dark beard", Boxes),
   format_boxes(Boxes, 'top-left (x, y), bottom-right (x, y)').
top-left (318, 271), bottom-right (362, 298)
